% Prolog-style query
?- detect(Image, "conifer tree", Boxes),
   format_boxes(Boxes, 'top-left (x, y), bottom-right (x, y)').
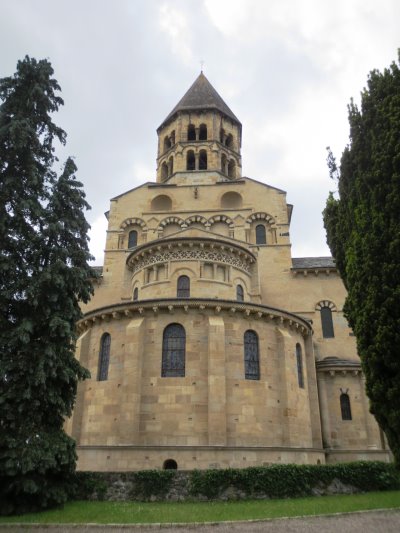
top-left (323, 53), bottom-right (400, 465)
top-left (0, 57), bottom-right (94, 514)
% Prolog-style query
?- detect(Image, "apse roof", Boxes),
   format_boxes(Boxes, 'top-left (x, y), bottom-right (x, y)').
top-left (158, 72), bottom-right (241, 130)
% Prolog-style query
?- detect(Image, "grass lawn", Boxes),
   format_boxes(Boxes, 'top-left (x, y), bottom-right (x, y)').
top-left (0, 491), bottom-right (399, 524)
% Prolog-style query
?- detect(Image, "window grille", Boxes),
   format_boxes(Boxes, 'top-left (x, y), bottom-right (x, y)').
top-left (244, 330), bottom-right (260, 380)
top-left (162, 324), bottom-right (186, 377)
top-left (98, 333), bottom-right (111, 381)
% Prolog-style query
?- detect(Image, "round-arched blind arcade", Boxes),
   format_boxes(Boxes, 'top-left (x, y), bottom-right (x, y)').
top-left (162, 324), bottom-right (186, 377)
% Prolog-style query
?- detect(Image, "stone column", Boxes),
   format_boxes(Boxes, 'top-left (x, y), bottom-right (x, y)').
top-left (207, 316), bottom-right (227, 445)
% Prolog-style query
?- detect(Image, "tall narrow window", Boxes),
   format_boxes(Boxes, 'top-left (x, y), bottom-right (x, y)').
top-left (296, 343), bottom-right (304, 388)
top-left (128, 230), bottom-right (138, 249)
top-left (244, 330), bottom-right (260, 380)
top-left (320, 307), bottom-right (334, 338)
top-left (340, 393), bottom-right (352, 420)
top-left (177, 275), bottom-right (190, 298)
top-left (228, 159), bottom-right (235, 178)
top-left (98, 333), bottom-right (111, 381)
top-left (199, 149), bottom-right (207, 170)
top-left (225, 133), bottom-right (233, 148)
top-left (199, 124), bottom-right (207, 140)
top-left (188, 124), bottom-right (196, 141)
top-left (133, 287), bottom-right (138, 301)
top-left (255, 224), bottom-right (266, 244)
top-left (162, 324), bottom-right (185, 377)
top-left (236, 284), bottom-right (244, 302)
top-left (186, 150), bottom-right (195, 171)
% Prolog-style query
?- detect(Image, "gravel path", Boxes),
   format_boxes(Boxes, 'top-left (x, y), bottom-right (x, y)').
top-left (1, 509), bottom-right (400, 533)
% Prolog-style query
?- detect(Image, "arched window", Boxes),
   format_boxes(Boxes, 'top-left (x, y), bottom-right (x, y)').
top-left (236, 284), bottom-right (244, 302)
top-left (255, 224), bottom-right (266, 244)
top-left (199, 124), bottom-right (207, 140)
top-left (244, 330), bottom-right (260, 380)
top-left (220, 128), bottom-right (225, 143)
top-left (162, 324), bottom-right (185, 377)
top-left (199, 149), bottom-right (207, 170)
top-left (228, 159), bottom-right (235, 178)
top-left (177, 275), bottom-right (190, 298)
top-left (164, 136), bottom-right (171, 152)
top-left (340, 393), bottom-right (352, 420)
top-left (168, 155), bottom-right (173, 176)
top-left (170, 130), bottom-right (175, 145)
top-left (225, 133), bottom-right (233, 148)
top-left (128, 230), bottom-right (138, 249)
top-left (163, 459), bottom-right (178, 470)
top-left (221, 153), bottom-right (227, 174)
top-left (188, 124), bottom-right (196, 141)
top-left (296, 343), bottom-right (304, 388)
top-left (320, 307), bottom-right (334, 338)
top-left (133, 287), bottom-right (138, 301)
top-left (186, 150), bottom-right (195, 171)
top-left (98, 333), bottom-right (111, 381)
top-left (161, 161), bottom-right (168, 181)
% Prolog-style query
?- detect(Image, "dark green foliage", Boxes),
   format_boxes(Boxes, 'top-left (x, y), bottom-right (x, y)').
top-left (0, 57), bottom-right (94, 514)
top-left (69, 462), bottom-right (400, 502)
top-left (323, 53), bottom-right (400, 465)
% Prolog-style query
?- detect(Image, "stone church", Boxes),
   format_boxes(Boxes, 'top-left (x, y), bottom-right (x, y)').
top-left (67, 73), bottom-right (390, 471)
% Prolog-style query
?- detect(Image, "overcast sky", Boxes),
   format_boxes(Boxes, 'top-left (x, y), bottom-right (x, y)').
top-left (1, 0), bottom-right (399, 263)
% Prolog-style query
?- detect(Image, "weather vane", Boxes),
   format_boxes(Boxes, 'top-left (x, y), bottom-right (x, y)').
top-left (200, 59), bottom-right (205, 72)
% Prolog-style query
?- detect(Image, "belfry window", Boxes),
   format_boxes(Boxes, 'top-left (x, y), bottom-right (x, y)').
top-left (320, 307), bottom-right (334, 338)
top-left (98, 333), bottom-right (111, 381)
top-left (186, 150), bottom-right (195, 171)
top-left (128, 230), bottom-right (138, 249)
top-left (161, 161), bottom-right (168, 181)
top-left (255, 224), bottom-right (266, 245)
top-left (188, 124), bottom-right (196, 141)
top-left (244, 330), bottom-right (260, 380)
top-left (133, 287), bottom-right (138, 301)
top-left (236, 284), bottom-right (244, 302)
top-left (199, 124), bottom-right (207, 140)
top-left (221, 154), bottom-right (227, 174)
top-left (340, 393), bottom-right (352, 420)
top-left (228, 159), bottom-right (235, 178)
top-left (177, 275), bottom-right (190, 298)
top-left (162, 323), bottom-right (186, 377)
top-left (164, 136), bottom-right (171, 152)
top-left (225, 134), bottom-right (233, 148)
top-left (199, 149), bottom-right (207, 170)
top-left (296, 343), bottom-right (304, 388)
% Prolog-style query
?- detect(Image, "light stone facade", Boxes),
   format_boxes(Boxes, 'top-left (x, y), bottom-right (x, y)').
top-left (67, 73), bottom-right (391, 471)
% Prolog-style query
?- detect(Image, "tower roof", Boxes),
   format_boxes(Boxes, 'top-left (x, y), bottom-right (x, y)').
top-left (158, 72), bottom-right (241, 131)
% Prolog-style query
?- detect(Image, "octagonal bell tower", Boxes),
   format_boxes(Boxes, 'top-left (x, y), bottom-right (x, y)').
top-left (156, 72), bottom-right (242, 183)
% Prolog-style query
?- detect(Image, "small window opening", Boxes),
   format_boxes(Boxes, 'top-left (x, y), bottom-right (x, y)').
top-left (255, 224), bottom-right (266, 244)
top-left (220, 128), bottom-right (225, 143)
top-left (236, 284), bottom-right (244, 302)
top-left (186, 150), bottom-right (195, 171)
top-left (98, 333), bottom-right (111, 381)
top-left (168, 156), bottom-right (173, 176)
top-left (177, 275), bottom-right (190, 298)
top-left (296, 343), bottom-right (304, 388)
top-left (133, 287), bottom-right (138, 301)
top-left (228, 159), bottom-right (235, 178)
top-left (321, 307), bottom-right (335, 338)
top-left (244, 330), bottom-right (260, 380)
top-left (161, 161), bottom-right (168, 181)
top-left (188, 124), bottom-right (196, 141)
top-left (164, 136), bottom-right (171, 152)
top-left (199, 124), bottom-right (207, 140)
top-left (199, 149), bottom-right (207, 170)
top-left (225, 133), bottom-right (233, 148)
top-left (163, 459), bottom-right (178, 470)
top-left (340, 393), bottom-right (352, 420)
top-left (221, 154), bottom-right (227, 174)
top-left (128, 230), bottom-right (138, 249)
